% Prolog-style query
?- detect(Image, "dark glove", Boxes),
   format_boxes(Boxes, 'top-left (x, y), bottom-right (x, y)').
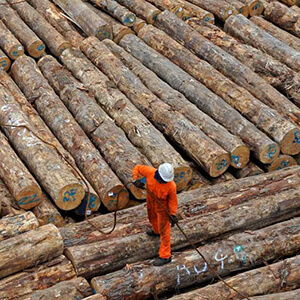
top-left (169, 215), bottom-right (179, 227)
top-left (133, 179), bottom-right (145, 189)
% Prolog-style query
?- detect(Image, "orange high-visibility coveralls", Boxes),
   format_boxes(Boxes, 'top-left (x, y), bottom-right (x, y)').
top-left (133, 165), bottom-right (178, 259)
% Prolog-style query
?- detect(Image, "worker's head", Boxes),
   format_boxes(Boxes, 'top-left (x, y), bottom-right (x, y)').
top-left (157, 163), bottom-right (174, 183)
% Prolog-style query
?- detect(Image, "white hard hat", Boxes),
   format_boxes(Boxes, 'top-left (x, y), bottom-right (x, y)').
top-left (158, 163), bottom-right (174, 182)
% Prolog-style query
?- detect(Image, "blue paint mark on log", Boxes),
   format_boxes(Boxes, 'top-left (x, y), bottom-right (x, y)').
top-left (18, 193), bottom-right (40, 206)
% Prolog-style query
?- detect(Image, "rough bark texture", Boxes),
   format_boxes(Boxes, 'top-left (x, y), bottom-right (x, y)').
top-left (156, 11), bottom-right (300, 130)
top-left (0, 0), bottom-right (45, 58)
top-left (53, 0), bottom-right (112, 40)
top-left (0, 224), bottom-right (63, 279)
top-left (119, 34), bottom-right (279, 164)
top-left (114, 0), bottom-right (161, 23)
top-left (224, 15), bottom-right (300, 74)
top-left (104, 38), bottom-right (249, 169)
top-left (90, 219), bottom-right (300, 299)
top-left (0, 20), bottom-right (24, 60)
top-left (266, 154), bottom-right (298, 172)
top-left (241, 290), bottom-right (300, 300)
top-left (38, 55), bottom-right (149, 200)
top-left (7, 0), bottom-right (70, 57)
top-left (64, 187), bottom-right (300, 278)
top-left (82, 37), bottom-right (230, 177)
top-left (83, 295), bottom-right (106, 300)
top-left (210, 171), bottom-right (235, 184)
top-left (0, 130), bottom-right (42, 209)
top-left (0, 49), bottom-right (10, 71)
top-left (187, 19), bottom-right (300, 105)
top-left (60, 48), bottom-right (192, 191)
top-left (12, 56), bottom-right (127, 211)
top-left (169, 255), bottom-right (300, 300)
top-left (0, 84), bottom-right (85, 211)
top-left (223, 0), bottom-right (249, 17)
top-left (234, 161), bottom-right (264, 178)
top-left (239, 0), bottom-right (264, 16)
top-left (0, 255), bottom-right (76, 300)
top-left (132, 17), bottom-right (146, 33)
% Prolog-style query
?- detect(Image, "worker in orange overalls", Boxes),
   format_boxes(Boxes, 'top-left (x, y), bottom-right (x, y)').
top-left (132, 163), bottom-right (178, 266)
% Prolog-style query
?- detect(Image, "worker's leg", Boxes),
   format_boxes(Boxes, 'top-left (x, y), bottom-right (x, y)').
top-left (157, 211), bottom-right (171, 259)
top-left (147, 198), bottom-right (159, 234)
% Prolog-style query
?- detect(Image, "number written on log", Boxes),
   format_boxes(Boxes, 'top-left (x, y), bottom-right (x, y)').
top-left (216, 159), bottom-right (228, 170)
top-left (174, 171), bottom-right (186, 184)
top-left (18, 193), bottom-right (40, 206)
top-left (294, 131), bottom-right (300, 144)
top-left (277, 160), bottom-right (290, 170)
top-left (231, 155), bottom-right (241, 167)
top-left (63, 188), bottom-right (77, 202)
top-left (267, 145), bottom-right (277, 159)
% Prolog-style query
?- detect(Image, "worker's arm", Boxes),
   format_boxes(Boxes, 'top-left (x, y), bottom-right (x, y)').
top-left (168, 183), bottom-right (178, 216)
top-left (132, 165), bottom-right (155, 180)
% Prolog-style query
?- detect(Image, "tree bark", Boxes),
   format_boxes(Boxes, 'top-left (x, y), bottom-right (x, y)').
top-left (60, 47), bottom-right (192, 191)
top-left (83, 295), bottom-right (106, 300)
top-left (0, 0), bottom-right (45, 58)
top-left (234, 161), bottom-right (264, 178)
top-left (156, 11), bottom-right (300, 130)
top-left (169, 254), bottom-right (300, 300)
top-left (241, 290), bottom-right (300, 300)
top-left (0, 255), bottom-right (76, 300)
top-left (38, 55), bottom-right (150, 200)
top-left (0, 224), bottom-right (63, 279)
top-left (265, 155), bottom-right (298, 172)
top-left (82, 37), bottom-right (231, 177)
top-left (239, 0), bottom-right (264, 16)
top-left (12, 56), bottom-right (128, 211)
top-left (0, 85), bottom-right (85, 211)
top-left (224, 15), bottom-right (300, 73)
top-left (223, 0), bottom-right (249, 17)
top-left (187, 18), bottom-right (300, 105)
top-left (64, 187), bottom-right (300, 278)
top-left (119, 34), bottom-right (279, 164)
top-left (114, 0), bottom-right (161, 24)
top-left (0, 130), bottom-right (42, 209)
top-left (132, 17), bottom-right (146, 33)
top-left (53, 0), bottom-right (112, 40)
top-left (291, 5), bottom-right (300, 13)
top-left (7, 0), bottom-right (70, 57)
top-left (210, 171), bottom-right (235, 184)
top-left (104, 38), bottom-right (250, 169)
top-left (0, 49), bottom-right (10, 72)
top-left (0, 20), bottom-right (24, 60)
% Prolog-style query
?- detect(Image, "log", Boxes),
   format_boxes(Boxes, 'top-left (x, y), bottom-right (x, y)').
top-left (263, 2), bottom-right (300, 38)
top-left (184, 164), bottom-right (210, 190)
top-left (234, 161), bottom-right (264, 178)
top-left (132, 17), bottom-right (146, 33)
top-left (64, 187), bottom-right (300, 278)
top-left (12, 56), bottom-right (127, 211)
top-left (104, 39), bottom-right (249, 169)
top-left (21, 277), bottom-right (93, 300)
top-left (239, 0), bottom-right (264, 16)
top-left (0, 255), bottom-right (76, 300)
top-left (53, 0), bottom-right (112, 40)
top-left (0, 20), bottom-right (24, 60)
top-left (114, 0), bottom-right (161, 23)
top-left (263, 0), bottom-right (300, 6)
top-left (60, 48), bottom-right (193, 191)
top-left (187, 18), bottom-right (300, 105)
top-left (0, 84), bottom-right (85, 211)
top-left (0, 130), bottom-right (42, 209)
top-left (210, 171), bottom-right (235, 184)
top-left (59, 166), bottom-right (300, 247)
top-left (25, 0), bottom-right (84, 48)
top-left (169, 255), bottom-right (300, 300)
top-left (89, 0), bottom-right (137, 27)
top-left (184, 0), bottom-right (237, 21)
top-left (224, 15), bottom-right (300, 73)
top-left (38, 55), bottom-right (150, 200)
top-left (156, 12), bottom-right (300, 130)
top-left (0, 0), bottom-right (45, 58)
top-left (139, 24), bottom-right (300, 157)
top-left (83, 295), bottom-right (106, 300)
top-left (0, 224), bottom-right (63, 279)
top-left (241, 290), bottom-right (300, 300)
top-left (266, 154), bottom-right (298, 172)
top-left (0, 49), bottom-right (10, 72)
top-left (223, 0), bottom-right (249, 17)
top-left (6, 0), bottom-right (71, 57)
top-left (291, 5), bottom-right (300, 12)
top-left (82, 37), bottom-right (231, 177)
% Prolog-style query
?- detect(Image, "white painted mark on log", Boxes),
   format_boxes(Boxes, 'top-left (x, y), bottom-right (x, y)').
top-left (214, 249), bottom-right (228, 270)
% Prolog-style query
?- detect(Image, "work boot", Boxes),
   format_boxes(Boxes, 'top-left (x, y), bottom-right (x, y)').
top-left (153, 257), bottom-right (172, 266)
top-left (146, 228), bottom-right (160, 237)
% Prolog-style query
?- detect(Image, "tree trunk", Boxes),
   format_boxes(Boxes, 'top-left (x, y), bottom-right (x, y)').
top-left (169, 254), bottom-right (300, 300)
top-left (234, 161), bottom-right (264, 178)
top-left (64, 188), bottom-right (300, 278)
top-left (156, 11), bottom-right (300, 130)
top-left (119, 34), bottom-right (279, 164)
top-left (241, 290), bottom-right (300, 300)
top-left (59, 166), bottom-right (300, 247)
top-left (0, 20), bottom-right (24, 60)
top-left (114, 0), bottom-right (161, 24)
top-left (265, 155), bottom-right (298, 172)
top-left (0, 0), bottom-right (45, 58)
top-left (7, 0), bottom-right (70, 57)
top-left (184, 0), bottom-right (237, 21)
top-left (89, 0), bottom-right (137, 27)
top-left (82, 37), bottom-right (231, 178)
top-left (291, 5), bottom-right (300, 13)
top-left (12, 56), bottom-right (128, 211)
top-left (224, 15), bottom-right (300, 73)
top-left (104, 38), bottom-right (250, 169)
top-left (83, 295), bottom-right (106, 300)
top-left (132, 17), bottom-right (146, 33)
top-left (0, 255), bottom-right (76, 300)
top-left (38, 55), bottom-right (150, 200)
top-left (0, 224), bottom-right (63, 279)
top-left (60, 48), bottom-right (192, 191)
top-left (0, 130), bottom-right (42, 209)
top-left (239, 0), bottom-right (264, 16)
top-left (53, 0), bottom-right (112, 40)
top-left (187, 18), bottom-right (300, 105)
top-left (0, 85), bottom-right (85, 211)
top-left (0, 49), bottom-right (10, 72)
top-left (223, 0), bottom-right (249, 17)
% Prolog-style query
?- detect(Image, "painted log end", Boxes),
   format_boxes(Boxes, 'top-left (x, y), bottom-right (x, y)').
top-left (174, 165), bottom-right (192, 191)
top-left (239, 5), bottom-right (250, 18)
top-left (95, 26), bottom-right (113, 41)
top-left (259, 143), bottom-right (280, 164)
top-left (0, 56), bottom-right (11, 72)
top-left (74, 192), bottom-right (101, 217)
top-left (132, 19), bottom-right (146, 34)
top-left (249, 1), bottom-right (264, 16)
top-left (209, 153), bottom-right (231, 178)
top-left (127, 183), bottom-right (147, 200)
top-left (122, 13), bottom-right (137, 27)
top-left (267, 155), bottom-right (297, 172)
top-left (147, 9), bottom-right (161, 24)
top-left (102, 185), bottom-right (129, 211)
top-left (8, 45), bottom-right (24, 60)
top-left (224, 7), bottom-right (238, 21)
top-left (203, 13), bottom-right (215, 24)
top-left (56, 41), bottom-right (72, 57)
top-left (57, 183), bottom-right (85, 211)
top-left (114, 28), bottom-right (134, 44)
top-left (280, 128), bottom-right (300, 155)
top-left (28, 41), bottom-right (46, 58)
top-left (16, 186), bottom-right (42, 210)
top-left (231, 145), bottom-right (250, 169)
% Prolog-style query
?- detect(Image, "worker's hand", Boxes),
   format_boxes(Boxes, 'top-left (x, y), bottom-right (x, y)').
top-left (169, 215), bottom-right (179, 227)
top-left (133, 179), bottom-right (145, 189)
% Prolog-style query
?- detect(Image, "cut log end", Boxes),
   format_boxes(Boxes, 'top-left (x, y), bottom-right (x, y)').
top-left (203, 13), bottom-right (215, 24)
top-left (209, 153), bottom-right (231, 178)
top-left (127, 183), bottom-right (147, 200)
top-left (16, 185), bottom-right (42, 210)
top-left (249, 1), bottom-right (264, 16)
top-left (148, 10), bottom-right (161, 24)
top-left (95, 27), bottom-right (113, 41)
top-left (74, 192), bottom-right (101, 216)
top-left (114, 28), bottom-right (133, 44)
top-left (133, 19), bottom-right (146, 33)
top-left (174, 166), bottom-right (192, 191)
top-left (56, 41), bottom-right (71, 57)
top-left (57, 184), bottom-right (85, 211)
top-left (0, 57), bottom-right (11, 71)
top-left (102, 186), bottom-right (129, 211)
top-left (28, 41), bottom-right (46, 58)
top-left (259, 143), bottom-right (280, 164)
top-left (267, 155), bottom-right (298, 172)
top-left (8, 45), bottom-right (24, 60)
top-left (122, 13), bottom-right (137, 27)
top-left (239, 5), bottom-right (249, 17)
top-left (225, 8), bottom-right (238, 20)
top-left (280, 129), bottom-right (300, 155)
top-left (231, 145), bottom-right (250, 169)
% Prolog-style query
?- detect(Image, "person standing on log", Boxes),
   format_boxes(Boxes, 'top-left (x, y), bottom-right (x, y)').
top-left (133, 163), bottom-right (178, 266)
